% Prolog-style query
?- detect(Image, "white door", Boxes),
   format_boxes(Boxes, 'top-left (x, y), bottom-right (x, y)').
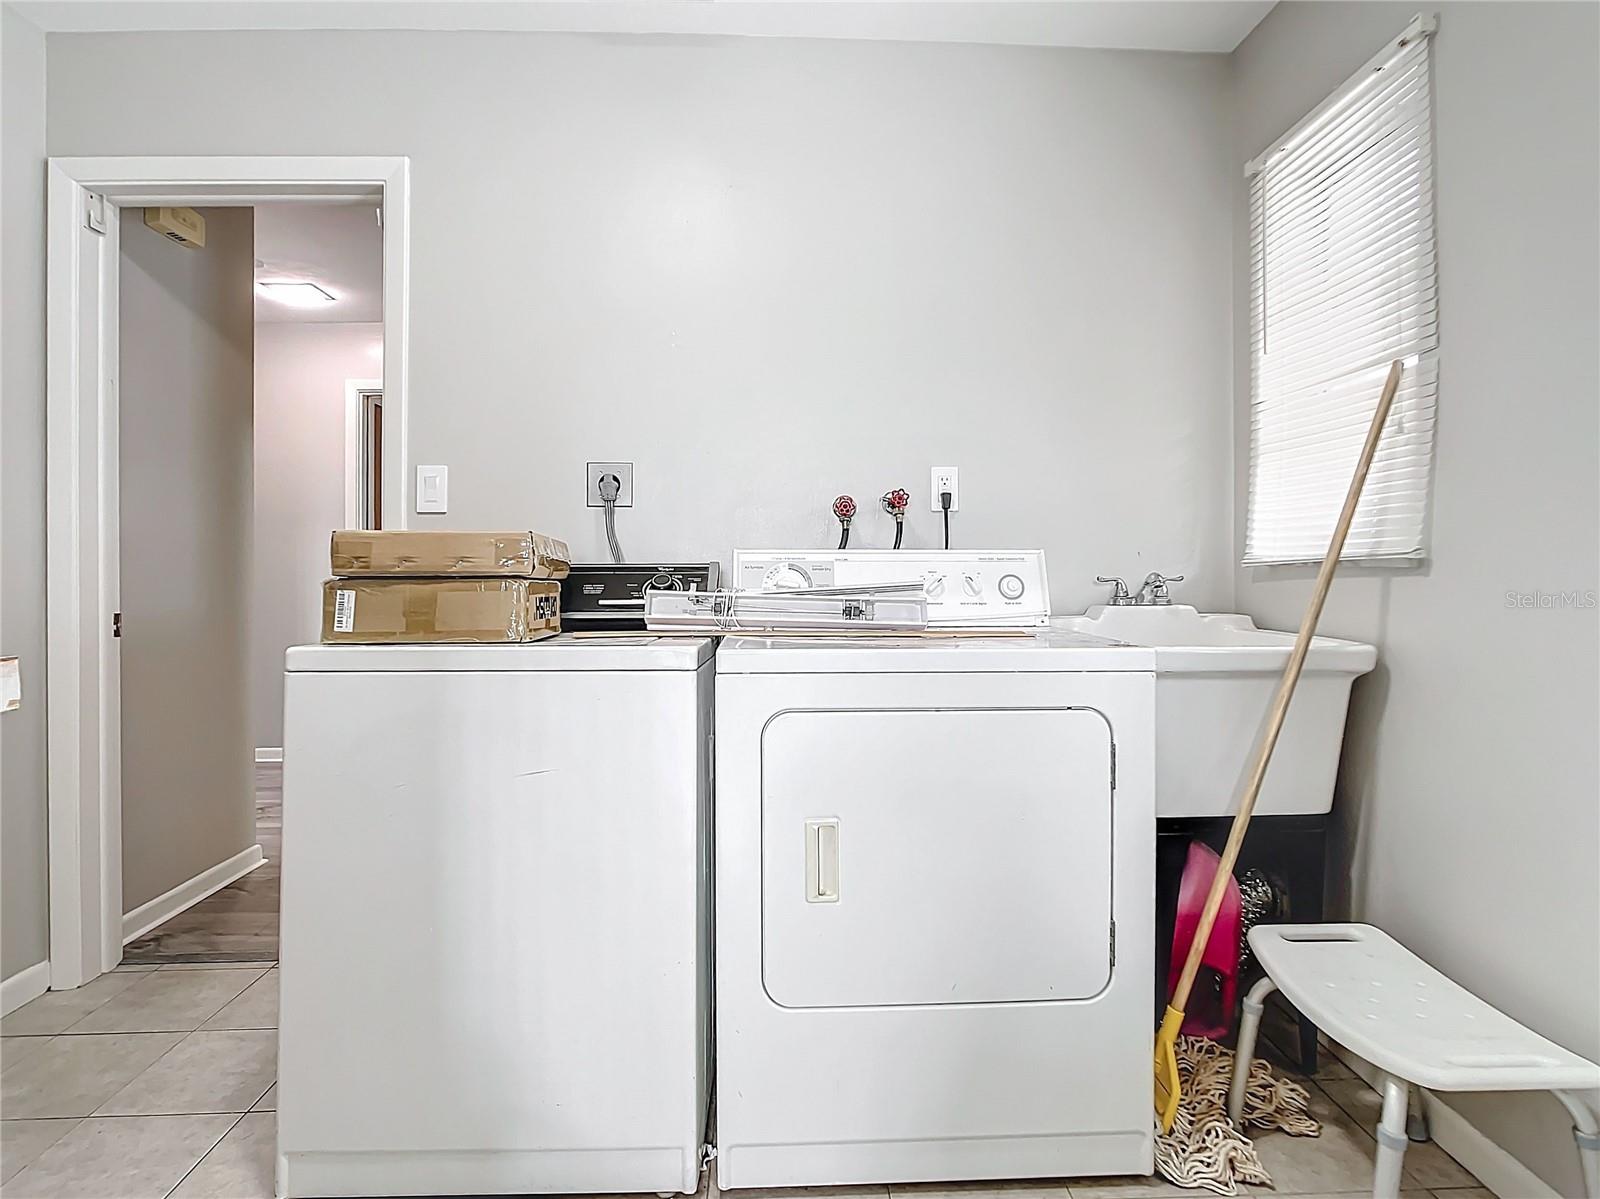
top-left (760, 707), bottom-right (1114, 1008)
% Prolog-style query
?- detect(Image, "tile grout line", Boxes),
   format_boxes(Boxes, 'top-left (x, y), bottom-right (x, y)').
top-left (159, 1109), bottom-right (249, 1199)
top-left (31, 1111), bottom-right (258, 1122)
top-left (3, 969), bottom-right (141, 1038)
top-left (16, 1029), bottom-right (212, 1039)
top-left (60, 967), bottom-right (271, 1038)
top-left (56, 967), bottom-right (165, 1035)
top-left (86, 1026), bottom-right (197, 1118)
top-left (73, 971), bottom-right (270, 1120)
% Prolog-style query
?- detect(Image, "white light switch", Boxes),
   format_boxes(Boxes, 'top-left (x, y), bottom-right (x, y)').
top-left (416, 465), bottom-right (448, 514)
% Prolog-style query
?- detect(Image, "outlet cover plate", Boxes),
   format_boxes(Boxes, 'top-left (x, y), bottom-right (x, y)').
top-left (587, 462), bottom-right (635, 507)
top-left (930, 466), bottom-right (960, 512)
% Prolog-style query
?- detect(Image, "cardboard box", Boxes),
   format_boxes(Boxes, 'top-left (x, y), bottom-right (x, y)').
top-left (330, 530), bottom-right (572, 579)
top-left (321, 578), bottom-right (561, 644)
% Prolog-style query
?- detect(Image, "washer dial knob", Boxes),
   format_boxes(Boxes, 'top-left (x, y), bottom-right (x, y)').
top-left (998, 573), bottom-right (1026, 600)
top-left (924, 572), bottom-right (947, 599)
top-left (961, 572), bottom-right (983, 597)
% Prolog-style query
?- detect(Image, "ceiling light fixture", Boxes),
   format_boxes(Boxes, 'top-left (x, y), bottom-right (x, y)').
top-left (257, 280), bottom-right (337, 307)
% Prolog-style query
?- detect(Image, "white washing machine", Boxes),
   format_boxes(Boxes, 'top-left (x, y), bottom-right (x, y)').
top-left (277, 636), bottom-right (715, 1198)
top-left (714, 619), bottom-right (1158, 1187)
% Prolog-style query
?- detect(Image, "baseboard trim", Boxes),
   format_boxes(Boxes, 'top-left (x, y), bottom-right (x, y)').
top-left (122, 844), bottom-right (266, 946)
top-left (1, 960), bottom-right (51, 1016)
top-left (255, 747), bottom-right (284, 763)
top-left (1327, 1038), bottom-right (1558, 1199)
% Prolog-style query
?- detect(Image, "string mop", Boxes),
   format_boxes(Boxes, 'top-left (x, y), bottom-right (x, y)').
top-left (1153, 1035), bottom-right (1320, 1195)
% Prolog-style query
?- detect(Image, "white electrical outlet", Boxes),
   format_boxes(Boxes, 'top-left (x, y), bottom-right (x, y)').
top-left (930, 466), bottom-right (959, 512)
top-left (586, 462), bottom-right (635, 507)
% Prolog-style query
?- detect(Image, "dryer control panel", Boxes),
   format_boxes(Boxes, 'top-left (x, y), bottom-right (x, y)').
top-left (732, 549), bottom-right (1050, 628)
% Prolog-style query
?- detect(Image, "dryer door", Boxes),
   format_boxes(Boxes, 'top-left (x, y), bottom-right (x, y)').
top-left (760, 707), bottom-right (1113, 1008)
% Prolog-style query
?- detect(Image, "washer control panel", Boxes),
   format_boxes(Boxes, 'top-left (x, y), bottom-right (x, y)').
top-left (560, 562), bottom-right (721, 630)
top-left (733, 549), bottom-right (1050, 628)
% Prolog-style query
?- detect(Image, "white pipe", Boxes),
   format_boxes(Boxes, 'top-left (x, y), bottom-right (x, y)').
top-left (1229, 976), bottom-right (1277, 1129)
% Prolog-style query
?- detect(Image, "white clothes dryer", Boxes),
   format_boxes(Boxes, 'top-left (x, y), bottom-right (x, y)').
top-left (713, 624), bottom-right (1157, 1188)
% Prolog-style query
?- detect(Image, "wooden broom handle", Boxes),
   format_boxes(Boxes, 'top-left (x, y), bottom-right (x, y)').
top-left (1169, 359), bottom-right (1405, 1012)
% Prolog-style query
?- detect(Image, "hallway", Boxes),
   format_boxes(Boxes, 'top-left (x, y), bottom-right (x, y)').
top-left (123, 765), bottom-right (281, 966)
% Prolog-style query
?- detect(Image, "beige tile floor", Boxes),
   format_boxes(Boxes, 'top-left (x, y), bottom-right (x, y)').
top-left (1, 959), bottom-right (1483, 1199)
top-left (3, 965), bottom-right (276, 1198)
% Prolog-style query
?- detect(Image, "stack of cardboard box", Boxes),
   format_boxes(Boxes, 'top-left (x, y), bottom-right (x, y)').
top-left (320, 530), bottom-right (572, 644)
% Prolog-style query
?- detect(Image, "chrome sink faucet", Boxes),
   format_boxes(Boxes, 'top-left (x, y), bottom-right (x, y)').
top-left (1095, 576), bottom-right (1137, 606)
top-left (1137, 572), bottom-right (1185, 605)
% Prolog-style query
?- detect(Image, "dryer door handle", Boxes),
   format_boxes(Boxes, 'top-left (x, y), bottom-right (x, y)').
top-left (805, 819), bottom-right (841, 903)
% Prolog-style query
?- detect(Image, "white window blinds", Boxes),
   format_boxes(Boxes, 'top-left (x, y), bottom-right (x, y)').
top-left (1245, 17), bottom-right (1439, 566)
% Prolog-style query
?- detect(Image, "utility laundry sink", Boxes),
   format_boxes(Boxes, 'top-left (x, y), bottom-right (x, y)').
top-left (1052, 605), bottom-right (1376, 818)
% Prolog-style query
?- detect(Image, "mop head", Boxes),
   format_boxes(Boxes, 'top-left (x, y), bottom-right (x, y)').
top-left (1153, 1035), bottom-right (1321, 1195)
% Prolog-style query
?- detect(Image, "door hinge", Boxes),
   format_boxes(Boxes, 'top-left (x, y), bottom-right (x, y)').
top-left (84, 192), bottom-right (107, 235)
top-left (112, 612), bottom-right (122, 638)
top-left (1109, 738), bottom-right (1117, 792)
top-left (1109, 919), bottom-right (1117, 968)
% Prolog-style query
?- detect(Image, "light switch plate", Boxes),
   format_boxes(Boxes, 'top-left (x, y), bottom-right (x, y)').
top-left (416, 465), bottom-right (449, 514)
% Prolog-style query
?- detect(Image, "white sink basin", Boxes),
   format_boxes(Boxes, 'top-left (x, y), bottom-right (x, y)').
top-left (1052, 606), bottom-right (1376, 818)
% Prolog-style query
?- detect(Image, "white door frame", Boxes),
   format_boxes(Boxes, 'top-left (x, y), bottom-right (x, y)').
top-left (46, 156), bottom-right (410, 989)
top-left (343, 378), bottom-right (384, 529)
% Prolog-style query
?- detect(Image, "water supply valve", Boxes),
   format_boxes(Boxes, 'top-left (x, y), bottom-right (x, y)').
top-left (881, 488), bottom-right (910, 549)
top-left (833, 495), bottom-right (857, 550)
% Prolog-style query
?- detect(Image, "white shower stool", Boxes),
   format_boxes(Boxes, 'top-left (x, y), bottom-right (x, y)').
top-left (1226, 923), bottom-right (1600, 1199)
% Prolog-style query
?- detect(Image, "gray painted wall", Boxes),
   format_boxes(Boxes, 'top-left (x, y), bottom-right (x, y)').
top-left (1231, 5), bottom-right (1600, 1193)
top-left (0, 26), bottom-right (1232, 990)
top-left (119, 207), bottom-right (258, 914)
top-left (0, 5), bottom-right (49, 980)
top-left (8, 26), bottom-right (1229, 989)
top-left (253, 321), bottom-right (383, 749)
top-left (6, 26), bottom-right (1590, 1193)
top-left (44, 31), bottom-right (1236, 615)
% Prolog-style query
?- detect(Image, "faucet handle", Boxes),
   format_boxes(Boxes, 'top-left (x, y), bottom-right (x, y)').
top-left (1139, 572), bottom-right (1185, 605)
top-left (1095, 576), bottom-right (1135, 606)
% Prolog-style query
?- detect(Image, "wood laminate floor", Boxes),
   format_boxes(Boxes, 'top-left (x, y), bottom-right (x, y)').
top-left (121, 764), bottom-right (281, 966)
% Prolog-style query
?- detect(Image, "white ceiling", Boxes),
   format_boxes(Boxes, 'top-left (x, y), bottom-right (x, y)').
top-left (11, 1), bottom-right (1276, 53)
top-left (254, 203), bottom-right (383, 324)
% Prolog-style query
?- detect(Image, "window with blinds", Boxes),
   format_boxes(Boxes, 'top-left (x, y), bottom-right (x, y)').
top-left (1245, 17), bottom-right (1439, 566)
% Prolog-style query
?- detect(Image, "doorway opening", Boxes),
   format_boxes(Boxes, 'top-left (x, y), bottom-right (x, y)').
top-left (45, 157), bottom-right (410, 989)
top-left (118, 199), bottom-right (386, 966)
